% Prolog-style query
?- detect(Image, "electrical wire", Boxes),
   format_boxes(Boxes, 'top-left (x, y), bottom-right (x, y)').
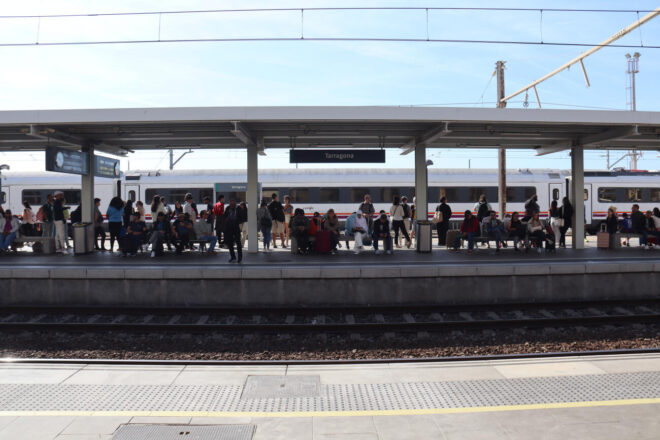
top-left (1, 37), bottom-right (659, 49)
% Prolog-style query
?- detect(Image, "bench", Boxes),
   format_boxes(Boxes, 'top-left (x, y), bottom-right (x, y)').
top-left (290, 233), bottom-right (353, 254)
top-left (11, 236), bottom-right (56, 254)
top-left (615, 232), bottom-right (644, 247)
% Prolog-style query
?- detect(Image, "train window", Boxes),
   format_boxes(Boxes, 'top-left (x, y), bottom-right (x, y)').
top-left (626, 188), bottom-right (642, 202)
top-left (598, 188), bottom-right (616, 203)
top-left (145, 188), bottom-right (214, 204)
top-left (262, 188), bottom-right (279, 204)
top-left (381, 187), bottom-right (398, 203)
top-left (0, 191), bottom-right (5, 204)
top-left (226, 192), bottom-right (246, 203)
top-left (437, 188), bottom-right (457, 202)
top-left (584, 189), bottom-right (589, 201)
top-left (319, 188), bottom-right (339, 203)
top-left (649, 188), bottom-right (660, 202)
top-left (128, 190), bottom-right (136, 202)
top-left (523, 187), bottom-right (536, 201)
top-left (467, 187), bottom-right (498, 203)
top-left (552, 189), bottom-right (560, 201)
top-left (22, 190), bottom-right (42, 206)
top-left (350, 187), bottom-right (370, 203)
top-left (199, 188), bottom-right (213, 202)
top-left (21, 189), bottom-right (81, 206)
top-left (289, 188), bottom-right (310, 203)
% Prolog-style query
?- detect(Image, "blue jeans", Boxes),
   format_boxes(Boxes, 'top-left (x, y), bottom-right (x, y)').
top-left (454, 232), bottom-right (475, 250)
top-left (261, 226), bottom-right (272, 249)
top-left (0, 232), bottom-right (17, 251)
top-left (372, 233), bottom-right (392, 251)
top-left (488, 226), bottom-right (506, 247)
top-left (199, 235), bottom-right (217, 252)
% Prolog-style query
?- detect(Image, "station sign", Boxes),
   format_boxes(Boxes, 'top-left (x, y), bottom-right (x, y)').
top-left (290, 149), bottom-right (385, 163)
top-left (94, 155), bottom-right (121, 178)
top-left (45, 147), bottom-right (90, 175)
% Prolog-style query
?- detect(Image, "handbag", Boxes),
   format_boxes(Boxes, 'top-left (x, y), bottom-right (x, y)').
top-left (432, 210), bottom-right (443, 224)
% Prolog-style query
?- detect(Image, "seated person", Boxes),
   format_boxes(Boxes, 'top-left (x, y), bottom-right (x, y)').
top-left (149, 212), bottom-right (171, 257)
top-left (526, 211), bottom-right (546, 252)
top-left (482, 210), bottom-right (507, 251)
top-left (290, 208), bottom-right (311, 254)
top-left (451, 210), bottom-right (479, 253)
top-left (0, 210), bottom-right (20, 252)
top-left (372, 213), bottom-right (392, 255)
top-left (122, 212), bottom-right (147, 257)
top-left (343, 211), bottom-right (357, 250)
top-left (309, 212), bottom-right (323, 237)
top-left (620, 212), bottom-right (633, 233)
top-left (507, 211), bottom-right (526, 251)
top-left (645, 210), bottom-right (660, 247)
top-left (323, 209), bottom-right (341, 254)
top-left (193, 210), bottom-right (218, 255)
top-left (352, 210), bottom-right (370, 255)
top-left (171, 212), bottom-right (193, 254)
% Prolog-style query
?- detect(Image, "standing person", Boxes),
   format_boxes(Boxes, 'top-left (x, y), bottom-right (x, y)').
top-left (372, 213), bottom-right (393, 255)
top-left (401, 196), bottom-right (412, 234)
top-left (283, 195), bottom-right (293, 247)
top-left (434, 196), bottom-right (452, 246)
top-left (123, 200), bottom-right (134, 228)
top-left (352, 210), bottom-right (369, 255)
top-left (150, 194), bottom-right (164, 220)
top-left (237, 201), bottom-right (248, 247)
top-left (160, 196), bottom-right (171, 219)
top-left (268, 193), bottom-right (286, 249)
top-left (358, 194), bottom-right (375, 232)
top-left (605, 206), bottom-right (619, 249)
top-left (631, 204), bottom-right (647, 246)
top-left (21, 201), bottom-right (35, 236)
top-left (183, 193), bottom-right (197, 222)
top-left (549, 200), bottom-right (563, 248)
top-left (324, 209), bottom-right (340, 254)
top-left (559, 196), bottom-right (573, 248)
top-left (451, 210), bottom-right (479, 254)
top-left (135, 201), bottom-right (146, 222)
top-left (94, 198), bottom-right (106, 251)
top-left (410, 197), bottom-right (417, 240)
top-left (149, 212), bottom-right (171, 257)
top-left (0, 210), bottom-right (20, 252)
top-left (53, 191), bottom-right (68, 254)
top-left (257, 201), bottom-right (272, 252)
top-left (173, 201), bottom-right (183, 218)
top-left (203, 196), bottom-right (214, 225)
top-left (523, 194), bottom-right (540, 222)
top-left (39, 194), bottom-right (55, 237)
top-left (474, 194), bottom-right (492, 224)
top-left (390, 195), bottom-right (411, 248)
top-left (224, 198), bottom-right (242, 263)
top-left (106, 197), bottom-right (124, 253)
top-left (213, 194), bottom-right (226, 247)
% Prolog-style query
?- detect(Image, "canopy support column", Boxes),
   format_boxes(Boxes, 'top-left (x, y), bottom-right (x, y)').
top-left (571, 146), bottom-right (585, 250)
top-left (247, 144), bottom-right (259, 253)
top-left (414, 144), bottom-right (428, 225)
top-left (498, 149), bottom-right (506, 219)
top-left (81, 144), bottom-right (95, 224)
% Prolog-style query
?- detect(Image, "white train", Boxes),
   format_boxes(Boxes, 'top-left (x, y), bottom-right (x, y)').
top-left (1, 168), bottom-right (659, 233)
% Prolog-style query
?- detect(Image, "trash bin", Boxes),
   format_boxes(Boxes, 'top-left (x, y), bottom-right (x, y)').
top-left (73, 222), bottom-right (95, 255)
top-left (415, 220), bottom-right (432, 253)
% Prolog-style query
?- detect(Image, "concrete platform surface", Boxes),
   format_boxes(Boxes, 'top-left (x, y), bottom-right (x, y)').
top-left (0, 354), bottom-right (659, 439)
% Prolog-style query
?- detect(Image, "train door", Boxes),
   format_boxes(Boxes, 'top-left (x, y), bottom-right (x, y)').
top-left (125, 184), bottom-right (139, 203)
top-left (583, 184), bottom-right (592, 225)
top-left (549, 183), bottom-right (563, 208)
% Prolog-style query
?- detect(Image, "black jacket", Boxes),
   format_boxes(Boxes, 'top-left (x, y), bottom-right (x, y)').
top-left (224, 205), bottom-right (241, 232)
top-left (237, 205), bottom-right (248, 223)
top-left (631, 210), bottom-right (646, 233)
top-left (606, 216), bottom-right (618, 234)
top-left (268, 200), bottom-right (285, 222)
top-left (561, 203), bottom-right (573, 223)
top-left (373, 219), bottom-right (390, 237)
top-left (435, 203), bottom-right (452, 225)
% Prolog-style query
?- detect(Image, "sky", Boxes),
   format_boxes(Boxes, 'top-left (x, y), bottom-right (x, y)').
top-left (1, 0), bottom-right (660, 173)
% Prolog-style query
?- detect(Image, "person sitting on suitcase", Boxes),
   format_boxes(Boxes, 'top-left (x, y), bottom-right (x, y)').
top-left (372, 213), bottom-right (392, 255)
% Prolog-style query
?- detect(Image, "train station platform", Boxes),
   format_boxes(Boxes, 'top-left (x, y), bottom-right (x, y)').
top-left (0, 353), bottom-right (658, 439)
top-left (1, 244), bottom-right (659, 308)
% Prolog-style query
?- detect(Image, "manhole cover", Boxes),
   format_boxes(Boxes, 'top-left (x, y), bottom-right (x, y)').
top-left (112, 424), bottom-right (255, 440)
top-left (241, 375), bottom-right (321, 399)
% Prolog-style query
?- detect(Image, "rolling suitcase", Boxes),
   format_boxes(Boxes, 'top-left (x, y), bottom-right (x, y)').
top-left (596, 224), bottom-right (610, 249)
top-left (315, 230), bottom-right (332, 254)
top-left (445, 229), bottom-right (460, 249)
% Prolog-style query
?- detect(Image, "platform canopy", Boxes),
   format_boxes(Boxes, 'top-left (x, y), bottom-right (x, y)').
top-left (1, 106), bottom-right (660, 156)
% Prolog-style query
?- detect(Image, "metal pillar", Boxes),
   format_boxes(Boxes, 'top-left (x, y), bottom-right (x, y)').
top-left (571, 146), bottom-right (585, 250)
top-left (496, 60), bottom-right (507, 218)
top-left (81, 145), bottom-right (95, 224)
top-left (247, 144), bottom-right (259, 253)
top-left (414, 144), bottom-right (428, 222)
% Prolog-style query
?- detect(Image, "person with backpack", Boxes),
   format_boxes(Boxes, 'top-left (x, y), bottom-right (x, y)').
top-left (268, 193), bottom-right (286, 249)
top-left (473, 194), bottom-right (492, 224)
top-left (434, 196), bottom-right (452, 246)
top-left (257, 201), bottom-right (272, 252)
top-left (523, 195), bottom-right (540, 222)
top-left (390, 195), bottom-right (411, 248)
top-left (237, 201), bottom-right (248, 247)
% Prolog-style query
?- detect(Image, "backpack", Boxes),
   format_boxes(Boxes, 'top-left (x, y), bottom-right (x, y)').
top-left (260, 215), bottom-right (272, 228)
top-left (36, 206), bottom-right (46, 222)
top-left (477, 202), bottom-right (490, 220)
top-left (402, 204), bottom-right (411, 219)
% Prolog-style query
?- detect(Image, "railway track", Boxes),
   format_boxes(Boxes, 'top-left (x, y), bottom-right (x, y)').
top-left (1, 299), bottom-right (659, 333)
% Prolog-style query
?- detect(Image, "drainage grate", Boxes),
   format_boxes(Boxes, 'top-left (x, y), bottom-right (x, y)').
top-left (112, 424), bottom-right (255, 440)
top-left (241, 375), bottom-right (321, 399)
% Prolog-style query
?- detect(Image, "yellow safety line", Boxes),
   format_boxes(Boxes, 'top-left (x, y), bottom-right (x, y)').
top-left (1, 398), bottom-right (659, 418)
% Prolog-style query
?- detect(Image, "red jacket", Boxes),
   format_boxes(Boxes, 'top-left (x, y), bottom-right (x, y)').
top-left (460, 216), bottom-right (479, 234)
top-left (213, 202), bottom-right (225, 217)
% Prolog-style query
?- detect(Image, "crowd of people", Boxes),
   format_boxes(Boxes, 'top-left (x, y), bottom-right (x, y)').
top-left (2, 189), bottom-right (660, 257)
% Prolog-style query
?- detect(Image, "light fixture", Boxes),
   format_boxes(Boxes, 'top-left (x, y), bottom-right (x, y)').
top-left (426, 160), bottom-right (434, 166)
top-left (0, 164), bottom-right (9, 171)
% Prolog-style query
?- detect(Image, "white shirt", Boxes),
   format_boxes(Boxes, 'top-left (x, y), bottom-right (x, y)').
top-left (183, 202), bottom-right (196, 221)
top-left (354, 215), bottom-right (368, 232)
top-left (390, 204), bottom-right (404, 221)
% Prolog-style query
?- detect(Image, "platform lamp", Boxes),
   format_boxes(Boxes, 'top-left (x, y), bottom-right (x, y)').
top-left (0, 164), bottom-right (9, 206)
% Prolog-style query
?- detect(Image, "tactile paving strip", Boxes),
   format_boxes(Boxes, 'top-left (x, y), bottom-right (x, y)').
top-left (112, 424), bottom-right (256, 440)
top-left (0, 372), bottom-right (659, 413)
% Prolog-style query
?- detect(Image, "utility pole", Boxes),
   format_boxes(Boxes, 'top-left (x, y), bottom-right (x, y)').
top-left (496, 60), bottom-right (507, 219)
top-left (169, 148), bottom-right (194, 170)
top-left (626, 52), bottom-right (641, 169)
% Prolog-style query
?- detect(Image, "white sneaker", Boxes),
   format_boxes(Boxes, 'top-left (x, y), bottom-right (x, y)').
top-left (150, 251), bottom-right (155, 258)
top-left (354, 249), bottom-right (360, 255)
top-left (375, 250), bottom-right (382, 255)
